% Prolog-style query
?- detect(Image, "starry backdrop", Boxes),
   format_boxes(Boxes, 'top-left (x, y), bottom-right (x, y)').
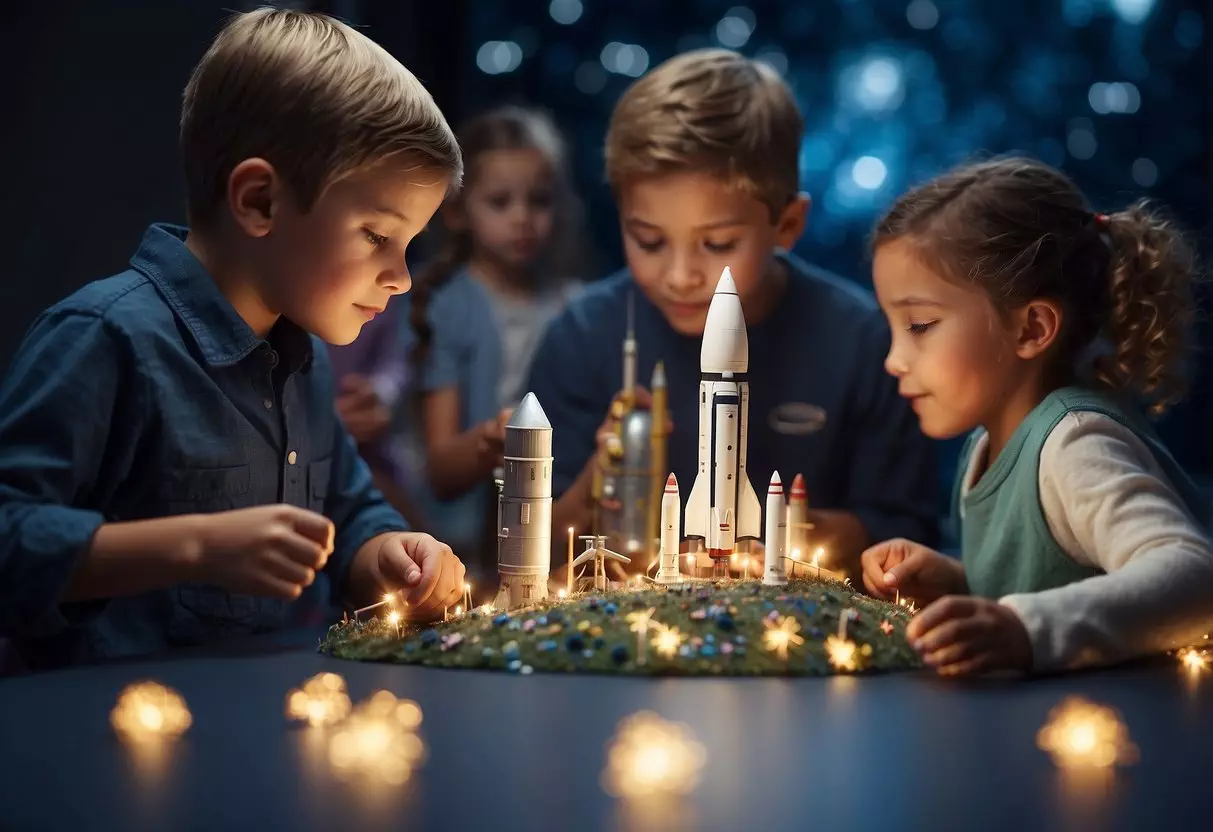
top-left (452, 0), bottom-right (1212, 483)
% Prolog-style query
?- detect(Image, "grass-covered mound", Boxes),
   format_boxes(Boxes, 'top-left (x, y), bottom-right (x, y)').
top-left (319, 578), bottom-right (923, 676)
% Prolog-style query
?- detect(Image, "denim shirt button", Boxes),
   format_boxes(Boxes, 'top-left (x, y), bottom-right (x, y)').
top-left (262, 398), bottom-right (273, 410)
top-left (287, 451), bottom-right (297, 465)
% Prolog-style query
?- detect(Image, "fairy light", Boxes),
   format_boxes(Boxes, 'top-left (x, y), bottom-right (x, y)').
top-left (824, 608), bottom-right (862, 671)
top-left (601, 711), bottom-right (706, 799)
top-left (627, 607), bottom-right (657, 664)
top-left (111, 681), bottom-right (192, 742)
top-left (285, 672), bottom-right (352, 728)
top-left (463, 582), bottom-right (473, 611)
top-left (1037, 697), bottom-right (1138, 770)
top-left (557, 588), bottom-right (568, 599)
top-left (652, 624), bottom-right (685, 658)
top-left (328, 690), bottom-right (426, 786)
top-left (762, 615), bottom-right (805, 660)
top-left (387, 611), bottom-right (401, 637)
top-left (1178, 647), bottom-right (1208, 673)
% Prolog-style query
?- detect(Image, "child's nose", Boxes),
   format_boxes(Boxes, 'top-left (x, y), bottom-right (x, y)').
top-left (884, 344), bottom-right (908, 377)
top-left (381, 264), bottom-right (412, 294)
top-left (664, 251), bottom-right (703, 294)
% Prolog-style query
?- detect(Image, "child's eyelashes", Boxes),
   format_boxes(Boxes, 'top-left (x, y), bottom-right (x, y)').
top-left (363, 228), bottom-right (389, 247)
top-left (907, 321), bottom-right (938, 336)
top-left (630, 238), bottom-right (739, 254)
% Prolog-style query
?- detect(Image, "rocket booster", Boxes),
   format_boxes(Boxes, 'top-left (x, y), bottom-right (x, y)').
top-left (763, 472), bottom-right (788, 586)
top-left (656, 473), bottom-right (682, 584)
top-left (684, 268), bottom-right (762, 561)
top-left (786, 473), bottom-right (808, 556)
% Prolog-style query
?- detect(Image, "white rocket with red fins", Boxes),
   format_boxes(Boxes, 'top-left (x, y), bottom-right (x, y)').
top-left (655, 473), bottom-right (683, 584)
top-left (684, 267), bottom-right (763, 568)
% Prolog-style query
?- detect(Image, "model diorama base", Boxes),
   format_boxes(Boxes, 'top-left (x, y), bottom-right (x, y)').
top-left (319, 578), bottom-right (923, 677)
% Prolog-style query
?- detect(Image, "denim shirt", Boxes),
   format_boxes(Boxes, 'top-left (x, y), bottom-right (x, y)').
top-left (0, 224), bottom-right (407, 669)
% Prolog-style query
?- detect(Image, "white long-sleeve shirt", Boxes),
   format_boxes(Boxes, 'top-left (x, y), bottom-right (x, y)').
top-left (959, 411), bottom-right (1213, 671)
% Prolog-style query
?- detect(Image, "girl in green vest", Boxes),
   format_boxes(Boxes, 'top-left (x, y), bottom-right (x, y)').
top-left (861, 156), bottom-right (1212, 677)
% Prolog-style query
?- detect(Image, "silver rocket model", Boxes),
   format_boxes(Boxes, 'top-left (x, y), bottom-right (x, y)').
top-left (495, 392), bottom-right (552, 610)
top-left (763, 472), bottom-right (788, 586)
top-left (684, 267), bottom-right (762, 571)
top-left (655, 473), bottom-right (682, 584)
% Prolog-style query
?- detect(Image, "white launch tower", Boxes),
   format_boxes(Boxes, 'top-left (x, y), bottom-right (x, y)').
top-left (495, 392), bottom-right (553, 610)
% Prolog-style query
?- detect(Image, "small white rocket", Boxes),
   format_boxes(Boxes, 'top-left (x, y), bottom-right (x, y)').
top-left (786, 473), bottom-right (808, 558)
top-left (655, 473), bottom-right (682, 584)
top-left (684, 268), bottom-right (763, 573)
top-left (495, 392), bottom-right (552, 610)
top-left (762, 472), bottom-right (788, 586)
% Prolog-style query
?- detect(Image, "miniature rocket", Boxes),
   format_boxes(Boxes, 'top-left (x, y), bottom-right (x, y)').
top-left (684, 268), bottom-right (763, 573)
top-left (655, 473), bottom-right (682, 584)
top-left (763, 472), bottom-right (788, 586)
top-left (495, 392), bottom-right (552, 610)
top-left (786, 473), bottom-right (808, 558)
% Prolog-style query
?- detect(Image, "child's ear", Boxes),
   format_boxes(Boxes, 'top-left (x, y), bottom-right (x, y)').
top-left (1013, 299), bottom-right (1063, 360)
top-left (227, 158), bottom-right (279, 238)
top-left (774, 192), bottom-right (811, 251)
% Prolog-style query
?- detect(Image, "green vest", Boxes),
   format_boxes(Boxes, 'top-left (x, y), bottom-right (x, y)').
top-left (955, 386), bottom-right (1210, 599)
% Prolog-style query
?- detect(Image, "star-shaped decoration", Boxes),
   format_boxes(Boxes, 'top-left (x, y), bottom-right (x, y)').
top-left (762, 615), bottom-right (805, 660)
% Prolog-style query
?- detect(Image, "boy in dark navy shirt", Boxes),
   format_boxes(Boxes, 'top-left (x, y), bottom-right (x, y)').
top-left (527, 49), bottom-right (939, 581)
top-left (0, 8), bottom-right (467, 669)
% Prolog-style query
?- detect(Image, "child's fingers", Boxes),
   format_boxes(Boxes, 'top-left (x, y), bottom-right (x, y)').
top-left (936, 652), bottom-right (994, 678)
top-left (906, 595), bottom-right (974, 641)
top-left (912, 615), bottom-right (982, 655)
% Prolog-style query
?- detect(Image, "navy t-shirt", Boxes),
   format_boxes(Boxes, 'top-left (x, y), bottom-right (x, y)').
top-left (524, 252), bottom-right (940, 547)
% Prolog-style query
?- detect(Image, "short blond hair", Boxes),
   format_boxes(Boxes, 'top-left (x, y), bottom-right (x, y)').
top-left (181, 7), bottom-right (461, 225)
top-left (605, 49), bottom-right (802, 218)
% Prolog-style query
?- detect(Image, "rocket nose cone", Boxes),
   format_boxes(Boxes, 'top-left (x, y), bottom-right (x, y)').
top-left (768, 471), bottom-right (783, 493)
top-left (665, 473), bottom-right (678, 491)
top-left (790, 473), bottom-right (806, 499)
top-left (714, 267), bottom-right (738, 296)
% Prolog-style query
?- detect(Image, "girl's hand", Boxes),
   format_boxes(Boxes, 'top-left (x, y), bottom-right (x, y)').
top-left (907, 596), bottom-right (1033, 677)
top-left (860, 538), bottom-right (966, 605)
top-left (336, 374), bottom-right (391, 444)
top-left (476, 408), bottom-right (513, 464)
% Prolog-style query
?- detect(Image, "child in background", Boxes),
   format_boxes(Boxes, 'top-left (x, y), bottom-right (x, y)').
top-left (0, 8), bottom-right (467, 669)
top-left (862, 156), bottom-right (1213, 676)
top-left (526, 49), bottom-right (939, 579)
top-left (398, 105), bottom-right (587, 580)
top-left (328, 299), bottom-right (427, 527)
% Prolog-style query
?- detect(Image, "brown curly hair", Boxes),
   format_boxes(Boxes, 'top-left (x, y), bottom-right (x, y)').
top-left (872, 156), bottom-right (1197, 414)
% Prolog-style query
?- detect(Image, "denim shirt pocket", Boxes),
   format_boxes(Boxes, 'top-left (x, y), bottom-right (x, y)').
top-left (309, 457), bottom-right (332, 513)
top-left (157, 464), bottom-right (284, 642)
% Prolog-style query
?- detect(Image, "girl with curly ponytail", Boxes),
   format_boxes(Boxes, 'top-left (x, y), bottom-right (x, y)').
top-left (858, 155), bottom-right (1212, 679)
top-left (394, 105), bottom-right (589, 579)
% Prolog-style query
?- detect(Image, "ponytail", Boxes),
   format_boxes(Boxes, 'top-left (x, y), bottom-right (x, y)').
top-left (409, 229), bottom-right (473, 378)
top-left (1094, 200), bottom-right (1197, 415)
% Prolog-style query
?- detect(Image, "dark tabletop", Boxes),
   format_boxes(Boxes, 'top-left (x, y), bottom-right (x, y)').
top-left (0, 629), bottom-right (1209, 832)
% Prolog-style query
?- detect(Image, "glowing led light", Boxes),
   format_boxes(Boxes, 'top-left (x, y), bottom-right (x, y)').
top-left (111, 681), bottom-right (192, 741)
top-left (328, 691), bottom-right (426, 786)
top-left (602, 712), bottom-right (706, 799)
top-left (286, 672), bottom-right (352, 728)
top-left (763, 615), bottom-right (805, 660)
top-left (1037, 697), bottom-right (1138, 770)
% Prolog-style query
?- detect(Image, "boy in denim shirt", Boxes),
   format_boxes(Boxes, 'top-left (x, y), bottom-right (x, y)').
top-left (0, 8), bottom-right (467, 669)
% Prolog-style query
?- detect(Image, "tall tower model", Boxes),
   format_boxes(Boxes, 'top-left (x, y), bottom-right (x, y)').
top-left (495, 392), bottom-right (553, 610)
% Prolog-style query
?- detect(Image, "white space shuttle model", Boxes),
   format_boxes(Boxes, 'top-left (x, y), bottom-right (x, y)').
top-left (684, 268), bottom-right (763, 576)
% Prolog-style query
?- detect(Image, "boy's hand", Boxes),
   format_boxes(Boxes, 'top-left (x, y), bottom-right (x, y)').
top-left (336, 374), bottom-right (390, 444)
top-left (860, 538), bottom-right (966, 604)
top-left (907, 596), bottom-right (1033, 677)
top-left (374, 532), bottom-right (466, 621)
top-left (591, 386), bottom-right (673, 507)
top-left (195, 505), bottom-right (334, 599)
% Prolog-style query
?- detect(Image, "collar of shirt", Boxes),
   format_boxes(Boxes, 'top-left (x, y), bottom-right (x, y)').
top-left (130, 223), bottom-right (313, 373)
